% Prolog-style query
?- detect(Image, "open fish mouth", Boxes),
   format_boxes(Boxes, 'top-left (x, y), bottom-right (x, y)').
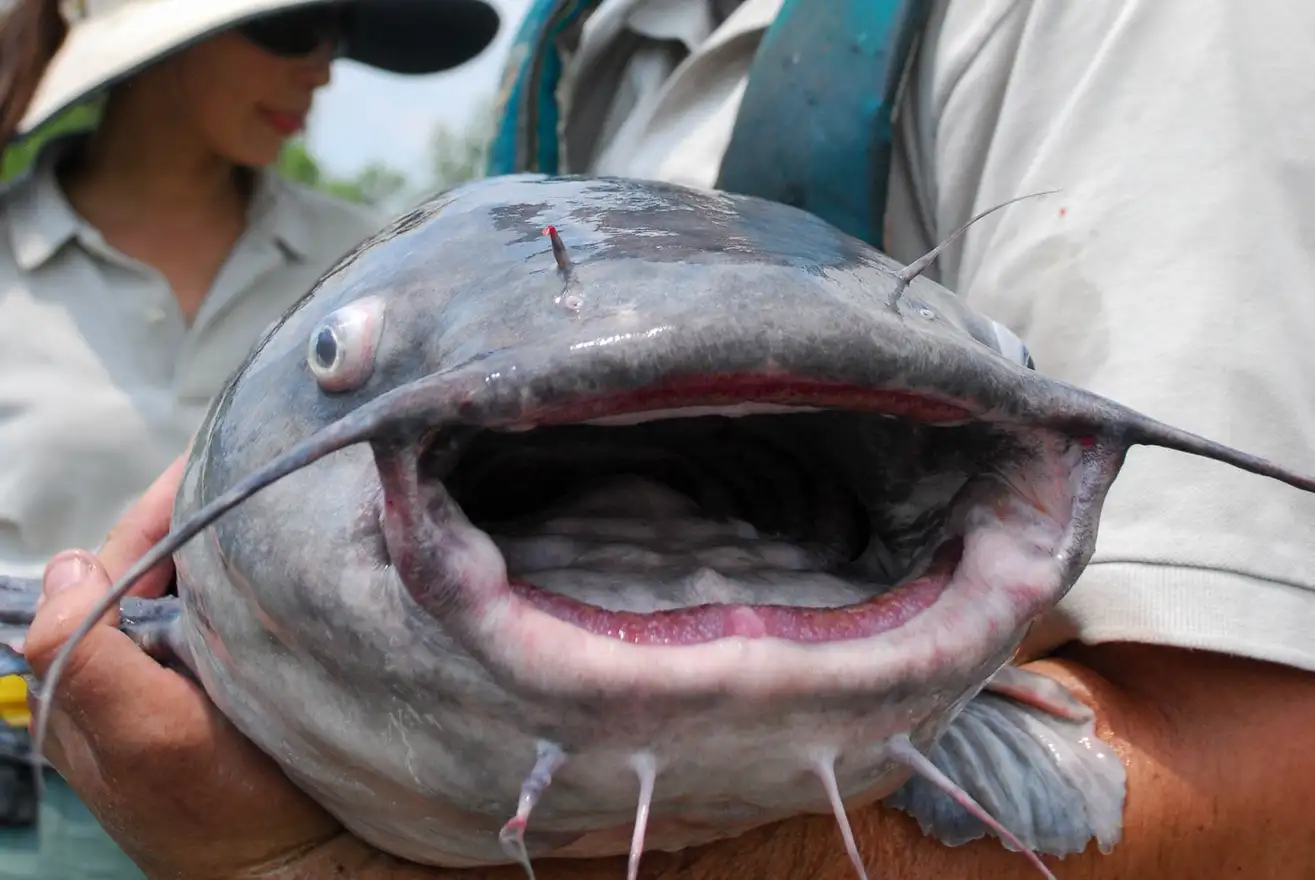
top-left (374, 372), bottom-right (1102, 697)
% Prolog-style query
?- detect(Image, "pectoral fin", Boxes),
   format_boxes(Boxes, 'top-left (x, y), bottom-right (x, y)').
top-left (884, 665), bottom-right (1126, 857)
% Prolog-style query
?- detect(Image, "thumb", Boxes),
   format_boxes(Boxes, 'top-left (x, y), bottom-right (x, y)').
top-left (36, 549), bottom-right (103, 610)
top-left (25, 548), bottom-right (132, 730)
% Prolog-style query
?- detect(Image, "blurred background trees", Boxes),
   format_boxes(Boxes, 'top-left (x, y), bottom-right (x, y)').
top-left (0, 101), bottom-right (103, 181)
top-left (0, 97), bottom-right (495, 217)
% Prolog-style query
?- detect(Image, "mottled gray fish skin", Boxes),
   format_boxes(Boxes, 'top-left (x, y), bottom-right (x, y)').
top-left (11, 174), bottom-right (1315, 878)
top-left (172, 174), bottom-right (1095, 867)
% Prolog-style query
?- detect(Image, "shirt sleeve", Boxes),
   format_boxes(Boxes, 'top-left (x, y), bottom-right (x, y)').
top-left (884, 0), bottom-right (1315, 671)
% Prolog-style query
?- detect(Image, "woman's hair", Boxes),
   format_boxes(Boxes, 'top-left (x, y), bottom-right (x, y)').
top-left (0, 0), bottom-right (67, 147)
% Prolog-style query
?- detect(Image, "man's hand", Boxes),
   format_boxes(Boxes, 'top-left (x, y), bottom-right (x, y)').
top-left (12, 457), bottom-right (624, 880)
top-left (20, 458), bottom-right (358, 879)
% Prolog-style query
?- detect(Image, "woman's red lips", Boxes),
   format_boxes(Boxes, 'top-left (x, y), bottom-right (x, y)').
top-left (261, 108), bottom-right (306, 135)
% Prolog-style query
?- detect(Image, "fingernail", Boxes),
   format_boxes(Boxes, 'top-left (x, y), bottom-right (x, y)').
top-left (43, 552), bottom-right (95, 598)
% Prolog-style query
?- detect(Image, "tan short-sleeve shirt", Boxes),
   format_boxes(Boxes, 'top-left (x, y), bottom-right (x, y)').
top-left (0, 134), bottom-right (384, 576)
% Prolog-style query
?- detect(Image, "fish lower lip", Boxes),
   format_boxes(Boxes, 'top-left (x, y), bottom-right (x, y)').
top-left (506, 538), bottom-right (961, 645)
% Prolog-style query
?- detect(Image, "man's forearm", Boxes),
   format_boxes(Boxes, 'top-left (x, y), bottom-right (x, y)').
top-left (276, 644), bottom-right (1315, 880)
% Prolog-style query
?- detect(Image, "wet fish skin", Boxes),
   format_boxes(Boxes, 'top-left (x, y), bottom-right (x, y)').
top-left (6, 174), bottom-right (1315, 878)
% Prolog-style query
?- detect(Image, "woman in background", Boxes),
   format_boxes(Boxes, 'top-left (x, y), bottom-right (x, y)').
top-left (0, 0), bottom-right (500, 876)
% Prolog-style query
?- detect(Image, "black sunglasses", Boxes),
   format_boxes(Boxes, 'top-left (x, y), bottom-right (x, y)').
top-left (237, 5), bottom-right (347, 58)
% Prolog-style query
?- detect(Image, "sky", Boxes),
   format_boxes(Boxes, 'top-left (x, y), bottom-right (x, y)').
top-left (304, 0), bottom-right (532, 179)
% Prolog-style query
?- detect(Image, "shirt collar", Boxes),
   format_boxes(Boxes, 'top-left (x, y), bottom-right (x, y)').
top-left (6, 132), bottom-right (316, 271)
top-left (247, 165), bottom-right (315, 261)
top-left (5, 134), bottom-right (84, 272)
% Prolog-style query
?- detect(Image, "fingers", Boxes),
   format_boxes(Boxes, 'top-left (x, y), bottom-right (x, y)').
top-left (38, 702), bottom-right (95, 793)
top-left (14, 452), bottom-right (354, 878)
top-left (98, 455), bottom-right (186, 598)
top-left (19, 456), bottom-right (187, 771)
top-left (22, 454), bottom-right (186, 685)
top-left (24, 550), bottom-right (195, 742)
top-left (16, 551), bottom-right (334, 878)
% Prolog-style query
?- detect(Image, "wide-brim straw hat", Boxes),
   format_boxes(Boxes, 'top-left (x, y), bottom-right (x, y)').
top-left (5, 0), bottom-right (502, 143)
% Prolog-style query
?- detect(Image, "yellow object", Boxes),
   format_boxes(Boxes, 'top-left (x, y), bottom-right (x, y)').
top-left (0, 674), bottom-right (30, 728)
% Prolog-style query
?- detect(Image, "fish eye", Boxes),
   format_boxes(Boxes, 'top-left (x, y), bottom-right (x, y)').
top-left (990, 319), bottom-right (1036, 371)
top-left (306, 296), bottom-right (386, 392)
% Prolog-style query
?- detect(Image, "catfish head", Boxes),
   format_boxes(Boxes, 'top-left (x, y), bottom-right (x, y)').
top-left (16, 174), bottom-right (1315, 880)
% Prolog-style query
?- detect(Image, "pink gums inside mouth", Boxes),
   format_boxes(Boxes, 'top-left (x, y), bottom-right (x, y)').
top-left (507, 539), bottom-right (962, 646)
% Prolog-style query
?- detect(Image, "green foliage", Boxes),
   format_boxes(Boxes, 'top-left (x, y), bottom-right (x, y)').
top-left (340, 162), bottom-right (409, 206)
top-left (275, 138), bottom-right (324, 187)
top-left (0, 102), bottom-right (103, 184)
top-left (289, 101), bottom-right (497, 212)
top-left (274, 137), bottom-right (406, 206)
top-left (275, 118), bottom-right (488, 213)
top-left (427, 105), bottom-right (496, 194)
